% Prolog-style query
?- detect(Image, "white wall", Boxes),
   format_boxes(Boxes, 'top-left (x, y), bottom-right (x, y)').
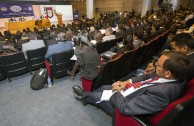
top-left (39, 5), bottom-right (73, 22)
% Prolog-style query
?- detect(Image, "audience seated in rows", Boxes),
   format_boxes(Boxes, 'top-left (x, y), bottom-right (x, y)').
top-left (0, 8), bottom-right (193, 126)
top-left (72, 51), bottom-right (190, 119)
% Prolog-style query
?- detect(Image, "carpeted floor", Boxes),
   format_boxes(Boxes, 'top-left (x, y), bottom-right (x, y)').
top-left (0, 72), bottom-right (111, 126)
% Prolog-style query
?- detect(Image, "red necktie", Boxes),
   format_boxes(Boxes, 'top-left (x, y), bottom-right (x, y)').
top-left (126, 76), bottom-right (159, 89)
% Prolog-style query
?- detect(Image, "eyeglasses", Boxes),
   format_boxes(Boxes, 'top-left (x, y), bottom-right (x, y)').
top-left (153, 59), bottom-right (164, 70)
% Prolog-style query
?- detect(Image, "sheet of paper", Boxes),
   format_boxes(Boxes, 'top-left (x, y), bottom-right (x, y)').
top-left (96, 90), bottom-right (124, 103)
top-left (70, 55), bottom-right (77, 60)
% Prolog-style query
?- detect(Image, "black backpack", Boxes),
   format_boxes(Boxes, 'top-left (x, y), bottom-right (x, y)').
top-left (30, 68), bottom-right (48, 90)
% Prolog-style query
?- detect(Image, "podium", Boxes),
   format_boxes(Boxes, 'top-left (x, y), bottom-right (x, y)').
top-left (42, 19), bottom-right (51, 28)
top-left (57, 15), bottom-right (63, 26)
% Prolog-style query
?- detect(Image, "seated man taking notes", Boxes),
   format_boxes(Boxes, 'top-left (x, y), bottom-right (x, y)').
top-left (72, 51), bottom-right (190, 116)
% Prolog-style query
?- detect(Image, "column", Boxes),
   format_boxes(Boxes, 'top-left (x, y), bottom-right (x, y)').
top-left (141, 0), bottom-right (152, 17)
top-left (86, 0), bottom-right (94, 19)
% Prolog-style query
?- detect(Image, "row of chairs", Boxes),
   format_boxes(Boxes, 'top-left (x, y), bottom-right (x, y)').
top-left (0, 37), bottom-right (123, 82)
top-left (15, 38), bottom-right (58, 51)
top-left (96, 37), bottom-right (124, 54)
top-left (82, 31), bottom-right (169, 91)
top-left (0, 47), bottom-right (74, 82)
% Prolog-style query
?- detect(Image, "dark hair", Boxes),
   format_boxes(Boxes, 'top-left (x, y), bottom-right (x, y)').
top-left (171, 33), bottom-right (194, 49)
top-left (23, 29), bottom-right (27, 33)
top-left (72, 35), bottom-right (80, 47)
top-left (162, 51), bottom-right (190, 80)
top-left (133, 31), bottom-right (143, 39)
top-left (26, 28), bottom-right (30, 32)
top-left (123, 35), bottom-right (132, 45)
top-left (94, 30), bottom-right (103, 43)
top-left (79, 31), bottom-right (91, 46)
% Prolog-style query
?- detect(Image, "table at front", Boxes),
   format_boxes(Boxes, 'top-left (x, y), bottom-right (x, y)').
top-left (5, 20), bottom-right (36, 33)
top-left (5, 19), bottom-right (51, 33)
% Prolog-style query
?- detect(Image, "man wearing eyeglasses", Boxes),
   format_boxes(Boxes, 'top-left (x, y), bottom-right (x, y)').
top-left (72, 51), bottom-right (189, 116)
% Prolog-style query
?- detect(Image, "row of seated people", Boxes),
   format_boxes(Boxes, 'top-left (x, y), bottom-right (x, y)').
top-left (89, 14), bottom-right (194, 91)
top-left (0, 8), bottom-right (191, 82)
top-left (87, 20), bottom-right (194, 91)
top-left (0, 28), bottom-right (122, 82)
top-left (66, 19), bottom-right (171, 79)
top-left (72, 32), bottom-right (194, 126)
top-left (0, 10), bottom-right (193, 125)
top-left (74, 10), bottom-right (194, 124)
top-left (0, 25), bottom-right (140, 83)
top-left (0, 8), bottom-right (177, 83)
top-left (0, 21), bottom-right (189, 83)
top-left (87, 27), bottom-right (171, 92)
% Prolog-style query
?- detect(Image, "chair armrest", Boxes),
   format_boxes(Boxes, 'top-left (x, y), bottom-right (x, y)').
top-left (114, 109), bottom-right (154, 126)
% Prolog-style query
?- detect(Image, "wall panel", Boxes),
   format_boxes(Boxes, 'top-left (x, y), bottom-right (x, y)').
top-left (72, 0), bottom-right (192, 20)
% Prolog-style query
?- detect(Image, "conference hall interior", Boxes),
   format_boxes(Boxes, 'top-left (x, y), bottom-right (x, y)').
top-left (0, 0), bottom-right (194, 126)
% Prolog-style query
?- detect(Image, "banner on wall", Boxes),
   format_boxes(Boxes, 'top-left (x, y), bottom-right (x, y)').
top-left (73, 11), bottom-right (79, 20)
top-left (46, 7), bottom-right (53, 18)
top-left (5, 0), bottom-right (49, 2)
top-left (0, 4), bottom-right (34, 18)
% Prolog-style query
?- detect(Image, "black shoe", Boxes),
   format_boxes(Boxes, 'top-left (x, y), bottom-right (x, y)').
top-left (72, 85), bottom-right (87, 106)
top-left (72, 85), bottom-right (84, 99)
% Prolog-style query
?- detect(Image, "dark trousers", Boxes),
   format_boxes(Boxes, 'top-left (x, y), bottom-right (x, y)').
top-left (83, 85), bottom-right (114, 115)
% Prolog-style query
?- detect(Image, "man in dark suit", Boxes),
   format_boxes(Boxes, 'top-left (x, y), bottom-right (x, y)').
top-left (72, 51), bottom-right (189, 116)
top-left (9, 16), bottom-right (16, 22)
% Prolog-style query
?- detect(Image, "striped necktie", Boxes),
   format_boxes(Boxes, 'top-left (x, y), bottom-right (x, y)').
top-left (126, 76), bottom-right (159, 89)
